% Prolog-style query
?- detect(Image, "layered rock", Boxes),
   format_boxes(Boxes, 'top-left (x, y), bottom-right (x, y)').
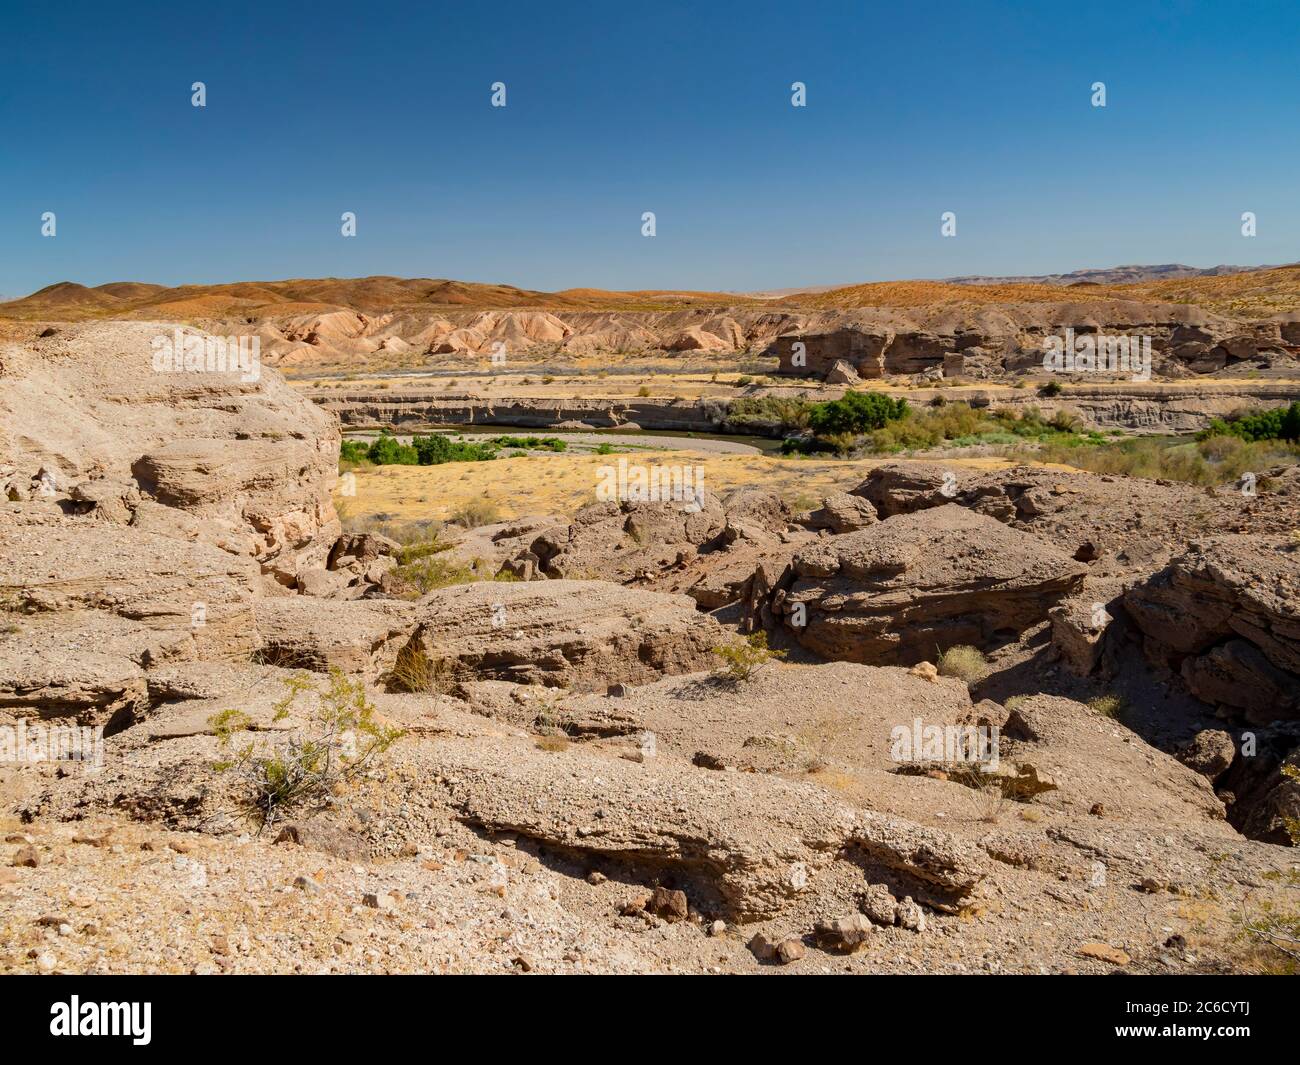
top-left (757, 506), bottom-right (1087, 664)
top-left (401, 580), bottom-right (723, 690)
top-left (0, 321), bottom-right (341, 581)
top-left (1125, 537), bottom-right (1300, 724)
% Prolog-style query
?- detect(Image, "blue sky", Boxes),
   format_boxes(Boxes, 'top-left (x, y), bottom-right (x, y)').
top-left (2, 0), bottom-right (1297, 297)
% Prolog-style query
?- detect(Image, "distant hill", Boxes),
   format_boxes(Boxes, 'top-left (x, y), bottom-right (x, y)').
top-left (942, 263), bottom-right (1280, 287)
top-left (4, 262), bottom-right (1300, 322)
top-left (0, 276), bottom-right (757, 321)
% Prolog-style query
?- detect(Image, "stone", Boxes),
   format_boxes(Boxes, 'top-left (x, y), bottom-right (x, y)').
top-left (814, 913), bottom-right (874, 952)
top-left (1077, 941), bottom-right (1130, 965)
top-left (646, 886), bottom-right (689, 922)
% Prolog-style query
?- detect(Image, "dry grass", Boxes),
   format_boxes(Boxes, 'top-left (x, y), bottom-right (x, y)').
top-left (936, 645), bottom-right (989, 683)
top-left (334, 451), bottom-right (1033, 525)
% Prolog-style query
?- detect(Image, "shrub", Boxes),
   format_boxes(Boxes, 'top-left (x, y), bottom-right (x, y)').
top-left (1039, 380), bottom-right (1063, 397)
top-left (450, 497), bottom-right (503, 528)
top-left (807, 391), bottom-right (908, 436)
top-left (1087, 693), bottom-right (1126, 718)
top-left (711, 631), bottom-right (786, 683)
top-left (210, 669), bottom-right (404, 829)
top-left (937, 645), bottom-right (989, 682)
top-left (388, 645), bottom-right (452, 693)
top-left (1200, 401), bottom-right (1300, 443)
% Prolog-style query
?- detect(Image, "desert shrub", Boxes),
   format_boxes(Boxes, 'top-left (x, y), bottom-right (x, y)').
top-left (727, 395), bottom-right (812, 433)
top-left (393, 554), bottom-right (476, 596)
top-left (388, 645), bottom-right (452, 693)
top-left (339, 439), bottom-right (370, 464)
top-left (711, 631), bottom-right (786, 682)
top-left (412, 433), bottom-right (496, 465)
top-left (210, 669), bottom-right (404, 829)
top-left (937, 645), bottom-right (989, 682)
top-left (1201, 402), bottom-right (1300, 443)
top-left (487, 435), bottom-right (566, 452)
top-left (1087, 693), bottom-right (1126, 718)
top-left (637, 385), bottom-right (651, 397)
top-left (808, 391), bottom-right (908, 436)
top-left (367, 432), bottom-right (420, 465)
top-left (450, 497), bottom-right (503, 528)
top-left (1035, 435), bottom-right (1300, 487)
top-left (1039, 380), bottom-right (1063, 397)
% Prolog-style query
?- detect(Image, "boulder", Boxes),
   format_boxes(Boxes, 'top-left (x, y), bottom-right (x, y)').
top-left (402, 580), bottom-right (723, 690)
top-left (767, 506), bottom-right (1087, 664)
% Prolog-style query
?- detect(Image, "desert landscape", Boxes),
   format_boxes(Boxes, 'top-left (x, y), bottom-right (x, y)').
top-left (5, 4), bottom-right (1300, 1021)
top-left (2, 263), bottom-right (1299, 982)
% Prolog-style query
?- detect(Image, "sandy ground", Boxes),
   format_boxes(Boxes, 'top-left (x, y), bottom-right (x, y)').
top-left (337, 451), bottom-right (1046, 525)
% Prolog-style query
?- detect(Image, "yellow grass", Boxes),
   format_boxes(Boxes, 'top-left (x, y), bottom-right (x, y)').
top-left (336, 451), bottom-right (1043, 524)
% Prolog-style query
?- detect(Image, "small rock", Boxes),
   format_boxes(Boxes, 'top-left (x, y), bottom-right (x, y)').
top-left (814, 913), bottom-right (874, 953)
top-left (777, 938), bottom-right (805, 963)
top-left (645, 886), bottom-right (689, 922)
top-left (512, 955), bottom-right (535, 972)
top-left (586, 870), bottom-right (607, 886)
top-left (11, 846), bottom-right (38, 868)
top-left (1077, 941), bottom-right (1130, 965)
top-left (361, 892), bottom-right (394, 911)
top-left (909, 661), bottom-right (939, 683)
top-left (748, 932), bottom-right (804, 964)
top-left (35, 952), bottom-right (56, 973)
top-left (896, 896), bottom-right (927, 932)
top-left (708, 920), bottom-right (726, 937)
top-left (859, 884), bottom-right (899, 926)
top-left (293, 875), bottom-right (322, 893)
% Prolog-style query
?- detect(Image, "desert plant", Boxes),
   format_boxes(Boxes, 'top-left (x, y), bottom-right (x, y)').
top-left (1087, 693), bottom-right (1126, 719)
top-left (388, 644), bottom-right (452, 693)
top-left (936, 644), bottom-right (989, 682)
top-left (450, 496), bottom-right (503, 528)
top-left (210, 669), bottom-right (404, 829)
top-left (711, 631), bottom-right (786, 683)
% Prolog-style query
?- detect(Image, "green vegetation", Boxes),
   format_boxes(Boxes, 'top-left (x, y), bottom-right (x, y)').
top-left (785, 401), bottom-right (1101, 456)
top-left (727, 395), bottom-right (812, 434)
top-left (340, 430), bottom-right (497, 468)
top-left (486, 434), bottom-right (567, 452)
top-left (210, 669), bottom-right (404, 829)
top-left (1200, 401), bottom-right (1300, 443)
top-left (1035, 434), bottom-right (1299, 487)
top-left (808, 391), bottom-right (909, 436)
top-left (711, 631), bottom-right (786, 683)
top-left (1087, 693), bottom-right (1127, 719)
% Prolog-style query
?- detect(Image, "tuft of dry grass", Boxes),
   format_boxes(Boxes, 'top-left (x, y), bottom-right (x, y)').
top-left (937, 645), bottom-right (989, 683)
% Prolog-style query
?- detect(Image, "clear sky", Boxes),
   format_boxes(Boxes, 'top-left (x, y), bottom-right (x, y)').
top-left (2, 0), bottom-right (1297, 297)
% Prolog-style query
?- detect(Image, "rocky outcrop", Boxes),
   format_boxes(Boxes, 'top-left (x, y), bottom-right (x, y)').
top-left (756, 506), bottom-right (1087, 664)
top-left (401, 580), bottom-right (723, 690)
top-left (1125, 537), bottom-right (1300, 724)
top-left (0, 322), bottom-right (341, 581)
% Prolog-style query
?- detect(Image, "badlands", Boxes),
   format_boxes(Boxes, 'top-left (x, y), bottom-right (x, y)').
top-left (1, 270), bottom-right (1299, 976)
